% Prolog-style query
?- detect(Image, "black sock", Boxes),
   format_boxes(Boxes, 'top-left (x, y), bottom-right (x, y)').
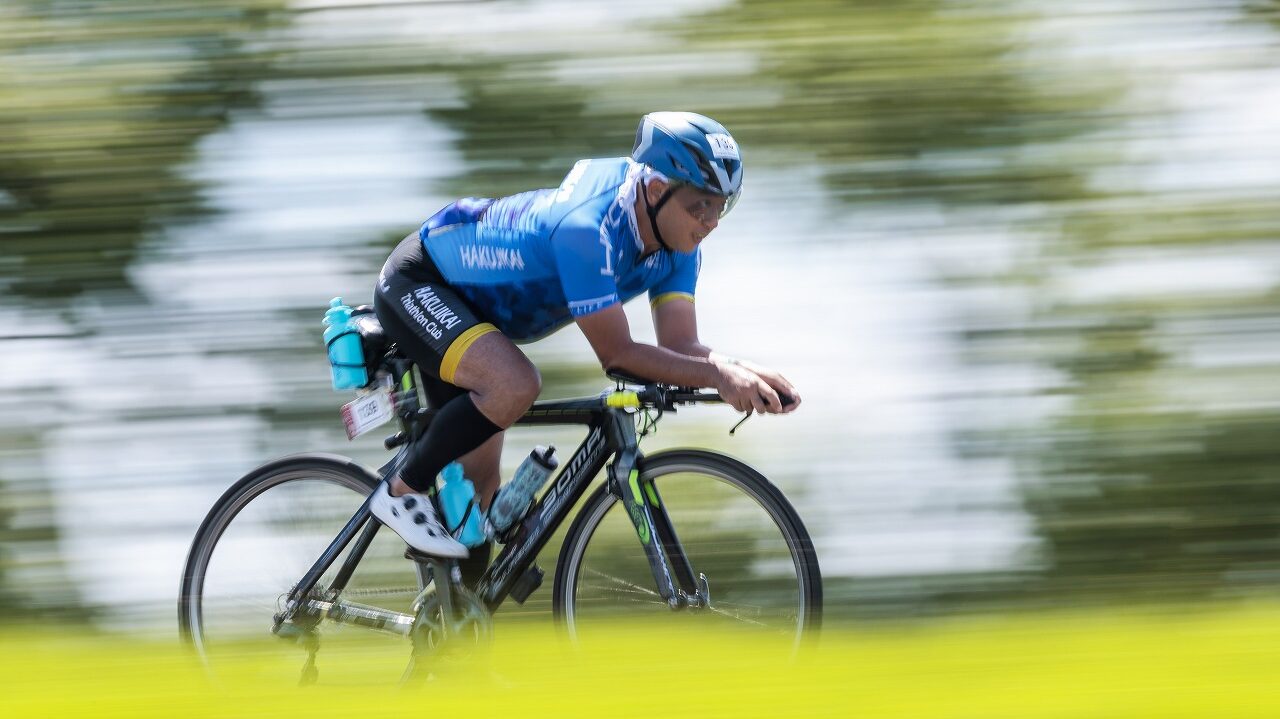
top-left (400, 393), bottom-right (502, 492)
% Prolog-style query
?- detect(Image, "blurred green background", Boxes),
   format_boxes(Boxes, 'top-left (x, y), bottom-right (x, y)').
top-left (2, 0), bottom-right (1279, 632)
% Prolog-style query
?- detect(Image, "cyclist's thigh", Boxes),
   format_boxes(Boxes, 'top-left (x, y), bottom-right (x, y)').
top-left (373, 233), bottom-right (503, 388)
top-left (449, 331), bottom-right (539, 398)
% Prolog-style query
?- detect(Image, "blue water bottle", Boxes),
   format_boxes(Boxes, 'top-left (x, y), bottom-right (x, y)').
top-left (437, 462), bottom-right (487, 548)
top-left (323, 297), bottom-right (368, 390)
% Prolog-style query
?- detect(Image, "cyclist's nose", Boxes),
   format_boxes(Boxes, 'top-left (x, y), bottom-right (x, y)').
top-left (701, 214), bottom-right (719, 232)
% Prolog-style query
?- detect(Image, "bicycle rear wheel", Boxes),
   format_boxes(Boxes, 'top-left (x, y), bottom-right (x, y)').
top-left (178, 454), bottom-right (421, 685)
top-left (552, 449), bottom-right (822, 649)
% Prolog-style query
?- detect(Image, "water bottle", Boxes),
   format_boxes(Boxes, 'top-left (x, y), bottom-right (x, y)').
top-left (437, 462), bottom-right (487, 548)
top-left (323, 297), bottom-right (368, 390)
top-left (485, 446), bottom-right (558, 539)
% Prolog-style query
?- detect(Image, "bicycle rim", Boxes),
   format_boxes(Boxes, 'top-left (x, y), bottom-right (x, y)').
top-left (183, 461), bottom-right (420, 685)
top-left (556, 452), bottom-right (821, 650)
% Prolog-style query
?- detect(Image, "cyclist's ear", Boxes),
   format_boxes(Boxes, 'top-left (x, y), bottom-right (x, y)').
top-left (643, 177), bottom-right (669, 205)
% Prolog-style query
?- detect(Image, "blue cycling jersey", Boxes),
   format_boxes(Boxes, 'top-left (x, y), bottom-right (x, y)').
top-left (419, 157), bottom-right (700, 342)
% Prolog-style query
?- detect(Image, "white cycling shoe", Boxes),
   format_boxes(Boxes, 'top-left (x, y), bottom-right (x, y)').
top-left (369, 483), bottom-right (468, 558)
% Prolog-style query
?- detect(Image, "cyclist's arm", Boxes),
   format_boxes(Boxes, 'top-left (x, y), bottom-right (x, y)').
top-left (577, 304), bottom-right (719, 387)
top-left (549, 213), bottom-right (713, 386)
top-left (551, 213), bottom-right (779, 412)
top-left (652, 296), bottom-right (802, 412)
top-left (652, 295), bottom-right (712, 358)
top-left (577, 305), bottom-right (784, 414)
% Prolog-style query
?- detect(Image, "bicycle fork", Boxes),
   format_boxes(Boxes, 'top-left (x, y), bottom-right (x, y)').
top-left (608, 418), bottom-right (709, 611)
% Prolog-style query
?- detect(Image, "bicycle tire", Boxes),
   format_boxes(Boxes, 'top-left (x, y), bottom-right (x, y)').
top-left (178, 453), bottom-right (417, 680)
top-left (552, 449), bottom-right (822, 647)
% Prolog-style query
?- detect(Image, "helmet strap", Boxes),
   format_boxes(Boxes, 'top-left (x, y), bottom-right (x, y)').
top-left (641, 182), bottom-right (677, 252)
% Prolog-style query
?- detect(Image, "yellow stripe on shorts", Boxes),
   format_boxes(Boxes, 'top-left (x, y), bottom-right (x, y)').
top-left (649, 292), bottom-right (695, 310)
top-left (439, 323), bottom-right (500, 384)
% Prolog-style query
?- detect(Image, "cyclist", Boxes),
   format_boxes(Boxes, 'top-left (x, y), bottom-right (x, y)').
top-left (369, 111), bottom-right (801, 563)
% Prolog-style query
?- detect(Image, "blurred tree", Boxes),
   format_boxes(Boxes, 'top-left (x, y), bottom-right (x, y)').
top-left (956, 0), bottom-right (1280, 595)
top-left (421, 0), bottom-right (1122, 217)
top-left (1009, 209), bottom-right (1280, 599)
top-left (679, 0), bottom-right (1280, 601)
top-left (996, 0), bottom-right (1280, 597)
top-left (686, 0), bottom-right (1122, 207)
top-left (1244, 0), bottom-right (1280, 30)
top-left (0, 0), bottom-right (285, 619)
top-left (0, 0), bottom-right (282, 302)
top-left (431, 60), bottom-right (634, 198)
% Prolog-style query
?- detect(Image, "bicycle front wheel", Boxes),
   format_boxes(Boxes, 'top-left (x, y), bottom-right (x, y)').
top-left (552, 449), bottom-right (822, 648)
top-left (178, 454), bottom-right (421, 685)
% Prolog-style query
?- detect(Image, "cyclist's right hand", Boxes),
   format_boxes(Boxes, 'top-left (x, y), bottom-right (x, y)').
top-left (716, 361), bottom-right (782, 414)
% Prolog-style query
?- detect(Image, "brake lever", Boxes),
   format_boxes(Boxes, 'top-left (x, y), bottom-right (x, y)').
top-left (728, 391), bottom-right (795, 435)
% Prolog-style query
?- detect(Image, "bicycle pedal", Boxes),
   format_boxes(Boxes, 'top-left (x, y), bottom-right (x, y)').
top-left (508, 564), bottom-right (544, 604)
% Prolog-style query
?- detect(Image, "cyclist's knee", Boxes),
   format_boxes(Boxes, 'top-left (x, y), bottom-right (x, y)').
top-left (453, 333), bottom-right (539, 423)
top-left (490, 362), bottom-right (539, 423)
top-left (514, 364), bottom-right (542, 406)
top-left (470, 363), bottom-right (538, 425)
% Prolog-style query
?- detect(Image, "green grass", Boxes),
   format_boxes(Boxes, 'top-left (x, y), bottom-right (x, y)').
top-left (3, 602), bottom-right (1277, 718)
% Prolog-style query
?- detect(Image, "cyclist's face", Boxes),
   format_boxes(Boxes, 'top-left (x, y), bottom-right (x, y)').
top-left (648, 182), bottom-right (725, 253)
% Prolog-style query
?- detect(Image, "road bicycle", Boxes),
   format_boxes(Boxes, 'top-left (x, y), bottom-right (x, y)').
top-left (178, 312), bottom-right (822, 684)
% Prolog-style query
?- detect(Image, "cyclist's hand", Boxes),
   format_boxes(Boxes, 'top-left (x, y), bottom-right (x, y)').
top-left (744, 365), bottom-right (801, 414)
top-left (716, 362), bottom-right (781, 415)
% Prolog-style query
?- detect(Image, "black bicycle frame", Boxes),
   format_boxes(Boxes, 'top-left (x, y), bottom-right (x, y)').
top-left (476, 397), bottom-right (699, 610)
top-left (283, 373), bottom-right (701, 619)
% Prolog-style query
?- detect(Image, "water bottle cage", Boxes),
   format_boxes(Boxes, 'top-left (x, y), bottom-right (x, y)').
top-left (483, 487), bottom-right (524, 543)
top-left (325, 330), bottom-right (366, 368)
top-left (446, 499), bottom-right (478, 537)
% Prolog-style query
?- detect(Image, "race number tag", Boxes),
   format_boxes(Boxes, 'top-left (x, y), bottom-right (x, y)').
top-left (340, 388), bottom-right (393, 440)
top-left (706, 133), bottom-right (740, 160)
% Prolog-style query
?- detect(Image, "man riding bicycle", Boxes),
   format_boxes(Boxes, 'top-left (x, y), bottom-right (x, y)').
top-left (369, 111), bottom-right (802, 564)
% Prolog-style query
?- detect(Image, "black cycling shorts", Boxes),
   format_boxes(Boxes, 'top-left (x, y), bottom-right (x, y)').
top-left (373, 233), bottom-right (500, 406)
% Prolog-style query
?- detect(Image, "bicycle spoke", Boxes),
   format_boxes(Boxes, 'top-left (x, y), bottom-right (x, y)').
top-left (705, 599), bottom-right (766, 614)
top-left (582, 567), bottom-right (661, 597)
top-left (575, 594), bottom-right (665, 606)
top-left (578, 585), bottom-right (665, 601)
top-left (706, 605), bottom-right (770, 628)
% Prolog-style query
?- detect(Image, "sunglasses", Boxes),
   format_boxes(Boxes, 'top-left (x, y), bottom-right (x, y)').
top-left (670, 184), bottom-right (740, 223)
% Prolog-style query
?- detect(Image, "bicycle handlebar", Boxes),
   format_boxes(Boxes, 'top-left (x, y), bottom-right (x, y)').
top-left (641, 386), bottom-right (795, 410)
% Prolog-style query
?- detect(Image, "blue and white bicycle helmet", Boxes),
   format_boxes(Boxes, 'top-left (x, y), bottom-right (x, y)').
top-left (631, 111), bottom-right (743, 224)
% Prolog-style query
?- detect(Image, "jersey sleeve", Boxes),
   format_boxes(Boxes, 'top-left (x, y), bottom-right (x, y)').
top-left (649, 247), bottom-right (700, 308)
top-left (552, 212), bottom-right (621, 318)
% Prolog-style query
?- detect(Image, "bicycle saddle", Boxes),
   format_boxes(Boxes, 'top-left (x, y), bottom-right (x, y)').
top-left (349, 307), bottom-right (392, 358)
